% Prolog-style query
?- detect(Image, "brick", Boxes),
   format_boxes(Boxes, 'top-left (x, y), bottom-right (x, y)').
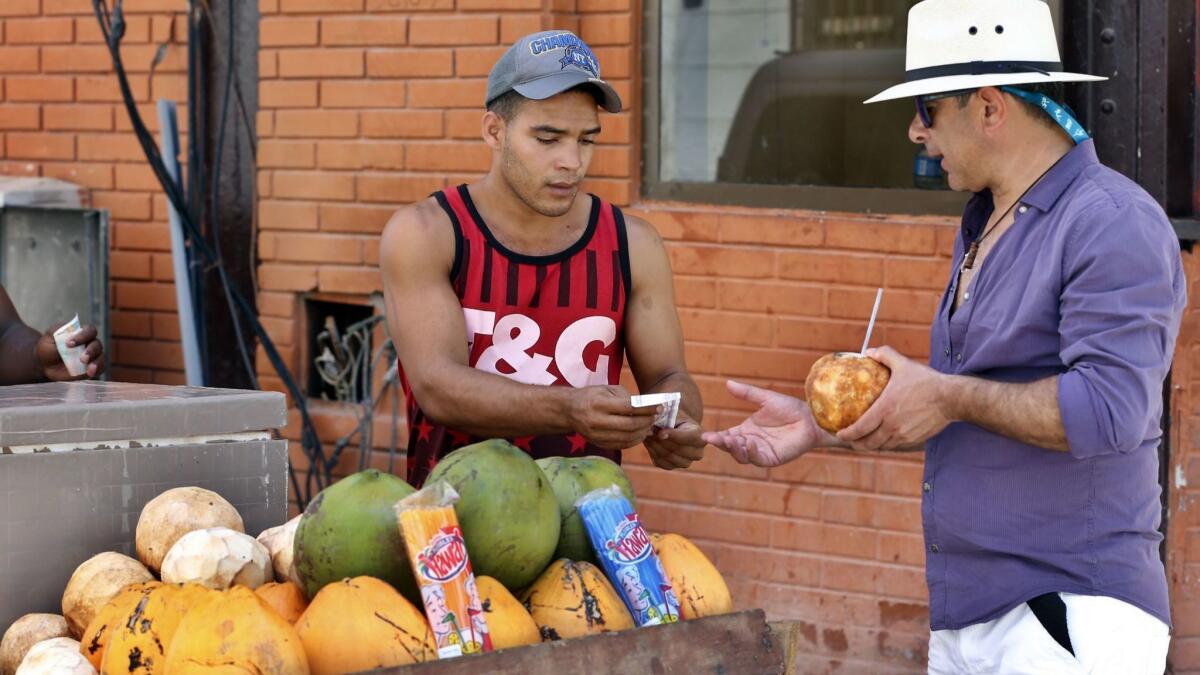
top-left (778, 251), bottom-right (886, 286)
top-left (268, 233), bottom-right (362, 263)
top-left (110, 251), bottom-right (153, 280)
top-left (259, 263), bottom-right (318, 292)
top-left (275, 110), bottom-right (358, 138)
top-left (715, 479), bottom-right (821, 518)
top-left (719, 214), bottom-right (824, 247)
top-left (885, 257), bottom-right (952, 291)
top-left (363, 239), bottom-right (381, 265)
top-left (454, 46), bottom-right (506, 77)
top-left (719, 346), bottom-right (814, 381)
top-left (771, 452), bottom-right (877, 491)
top-left (876, 566), bottom-right (928, 601)
top-left (673, 277), bottom-right (717, 309)
top-left (7, 17), bottom-right (74, 44)
top-left (273, 171), bottom-right (355, 201)
top-left (317, 140), bottom-right (405, 170)
top-left (6, 76), bottom-right (74, 102)
top-left (260, 80), bottom-right (319, 109)
top-left (322, 16), bottom-right (408, 45)
top-left (78, 133), bottom-right (145, 161)
top-left (828, 287), bottom-right (938, 325)
top-left (409, 16), bottom-right (497, 46)
top-left (356, 173), bottom-right (446, 203)
top-left (115, 339), bottom-right (183, 370)
top-left (115, 282), bottom-right (177, 311)
top-left (578, 0), bottom-right (632, 10)
top-left (319, 266), bottom-right (380, 294)
top-left (0, 0), bottom-right (39, 16)
top-left (445, 109), bottom-right (484, 139)
top-left (879, 532), bottom-right (926, 567)
top-left (118, 0), bottom-right (190, 11)
top-left (878, 325), bottom-right (932, 360)
top-left (280, 0), bottom-right (364, 12)
top-left (114, 222), bottom-right (171, 251)
top-left (257, 140), bottom-right (315, 170)
top-left (149, 74), bottom-right (188, 102)
top-left (500, 14), bottom-right (542, 43)
top-left (259, 200), bottom-right (320, 231)
top-left (361, 110), bottom-right (443, 139)
top-left (43, 104), bottom-right (114, 131)
top-left (151, 254), bottom-right (175, 282)
top-left (258, 170), bottom-right (273, 198)
top-left (0, 105), bottom-right (40, 130)
top-left (819, 558), bottom-right (880, 595)
top-left (366, 48), bottom-right (454, 78)
top-left (668, 246), bottom-right (775, 279)
top-left (458, 0), bottom-right (540, 8)
top-left (257, 291), bottom-right (296, 318)
top-left (77, 75), bottom-right (149, 102)
top-left (111, 311), bottom-right (153, 338)
top-left (319, 204), bottom-right (397, 234)
top-left (260, 17), bottom-right (319, 46)
top-left (404, 142), bottom-right (491, 172)
top-left (825, 219), bottom-right (939, 255)
top-left (42, 45), bottom-right (113, 73)
top-left (773, 520), bottom-right (877, 560)
top-left (555, 44), bottom-right (623, 79)
top-left (718, 280), bottom-right (825, 316)
top-left (93, 191), bottom-right (152, 221)
top-left (321, 80), bottom-right (407, 108)
top-left (624, 465), bottom-right (719, 506)
top-left (638, 500), bottom-right (771, 547)
top-left (678, 309), bottom-right (772, 347)
top-left (7, 133), bottom-right (75, 160)
top-left (876, 460), bottom-right (925, 498)
top-left (0, 46), bottom-right (40, 73)
top-left (115, 163), bottom-right (159, 191)
top-left (365, 0), bottom-right (453, 10)
top-left (260, 50), bottom-right (279, 78)
top-left (777, 318), bottom-right (869, 352)
top-left (42, 162), bottom-right (114, 190)
top-left (278, 49), bottom-right (363, 78)
top-left (718, 545), bottom-right (821, 588)
top-left (597, 111), bottom-right (631, 144)
top-left (408, 80), bottom-right (487, 108)
top-left (152, 314), bottom-right (181, 340)
top-left (579, 13), bottom-right (631, 45)
top-left (588, 145), bottom-right (631, 178)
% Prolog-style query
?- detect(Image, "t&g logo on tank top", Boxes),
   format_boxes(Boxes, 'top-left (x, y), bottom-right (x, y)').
top-left (463, 308), bottom-right (616, 387)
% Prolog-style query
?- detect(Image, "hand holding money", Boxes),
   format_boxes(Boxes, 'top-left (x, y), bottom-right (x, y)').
top-left (35, 315), bottom-right (106, 381)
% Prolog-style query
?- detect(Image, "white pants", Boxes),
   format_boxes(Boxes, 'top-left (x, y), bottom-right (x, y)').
top-left (928, 593), bottom-right (1170, 674)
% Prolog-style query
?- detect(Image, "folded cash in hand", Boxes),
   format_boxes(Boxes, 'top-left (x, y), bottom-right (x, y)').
top-left (52, 314), bottom-right (87, 377)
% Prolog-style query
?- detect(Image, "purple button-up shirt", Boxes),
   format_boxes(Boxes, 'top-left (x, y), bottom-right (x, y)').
top-left (924, 140), bottom-right (1185, 631)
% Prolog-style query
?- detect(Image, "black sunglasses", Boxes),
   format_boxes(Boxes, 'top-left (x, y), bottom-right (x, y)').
top-left (915, 89), bottom-right (977, 128)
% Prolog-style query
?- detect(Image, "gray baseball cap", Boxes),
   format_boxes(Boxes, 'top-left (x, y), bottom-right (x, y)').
top-left (486, 30), bottom-right (622, 113)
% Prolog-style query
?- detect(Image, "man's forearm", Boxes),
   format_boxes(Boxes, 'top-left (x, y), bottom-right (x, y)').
top-left (640, 370), bottom-right (703, 424)
top-left (942, 374), bottom-right (1069, 451)
top-left (0, 321), bottom-right (44, 386)
top-left (414, 365), bottom-right (580, 438)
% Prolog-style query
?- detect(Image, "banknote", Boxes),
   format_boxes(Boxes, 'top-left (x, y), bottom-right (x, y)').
top-left (52, 313), bottom-right (87, 377)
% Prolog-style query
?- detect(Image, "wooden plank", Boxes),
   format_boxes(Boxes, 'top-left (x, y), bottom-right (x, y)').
top-left (369, 610), bottom-right (786, 675)
top-left (768, 621), bottom-right (804, 675)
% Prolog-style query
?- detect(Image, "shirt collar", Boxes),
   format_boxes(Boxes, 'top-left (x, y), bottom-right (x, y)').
top-left (1017, 139), bottom-right (1098, 212)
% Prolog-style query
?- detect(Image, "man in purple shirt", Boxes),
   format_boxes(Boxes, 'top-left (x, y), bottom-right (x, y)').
top-left (704, 0), bottom-right (1182, 672)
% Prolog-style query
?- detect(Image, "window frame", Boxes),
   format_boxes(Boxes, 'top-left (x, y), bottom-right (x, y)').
top-left (639, 1), bottom-right (970, 216)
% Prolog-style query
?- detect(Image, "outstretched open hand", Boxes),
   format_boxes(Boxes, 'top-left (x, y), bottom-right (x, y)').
top-left (701, 380), bottom-right (837, 467)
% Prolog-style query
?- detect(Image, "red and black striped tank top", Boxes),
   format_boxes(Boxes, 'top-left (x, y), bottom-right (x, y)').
top-left (401, 185), bottom-right (632, 487)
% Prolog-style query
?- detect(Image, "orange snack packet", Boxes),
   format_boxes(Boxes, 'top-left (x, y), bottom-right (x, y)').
top-left (395, 480), bottom-right (493, 659)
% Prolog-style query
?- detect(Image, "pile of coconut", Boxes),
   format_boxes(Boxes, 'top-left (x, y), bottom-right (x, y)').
top-left (0, 487), bottom-right (299, 675)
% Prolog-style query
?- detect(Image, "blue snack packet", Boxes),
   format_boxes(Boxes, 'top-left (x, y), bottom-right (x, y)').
top-left (576, 486), bottom-right (681, 627)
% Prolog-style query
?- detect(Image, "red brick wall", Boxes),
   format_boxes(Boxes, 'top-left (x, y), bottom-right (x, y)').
top-left (0, 1), bottom-right (192, 384)
top-left (5, 0), bottom-right (1200, 671)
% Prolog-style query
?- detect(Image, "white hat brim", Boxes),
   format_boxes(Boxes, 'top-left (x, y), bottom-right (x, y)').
top-left (864, 71), bottom-right (1107, 104)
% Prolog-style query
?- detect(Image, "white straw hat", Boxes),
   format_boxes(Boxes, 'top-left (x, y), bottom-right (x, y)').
top-left (865, 0), bottom-right (1106, 104)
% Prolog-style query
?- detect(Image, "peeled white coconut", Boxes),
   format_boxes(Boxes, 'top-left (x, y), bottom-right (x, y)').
top-left (256, 515), bottom-right (302, 585)
top-left (136, 486), bottom-right (245, 575)
top-left (0, 615), bottom-right (70, 675)
top-left (14, 637), bottom-right (95, 675)
top-left (60, 552), bottom-right (153, 638)
top-left (161, 527), bottom-right (271, 590)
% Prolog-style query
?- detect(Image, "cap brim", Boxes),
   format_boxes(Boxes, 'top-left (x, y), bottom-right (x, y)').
top-left (513, 71), bottom-right (622, 113)
top-left (864, 71), bottom-right (1107, 104)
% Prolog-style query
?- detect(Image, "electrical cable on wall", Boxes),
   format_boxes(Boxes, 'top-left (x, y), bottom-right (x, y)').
top-left (91, 0), bottom-right (329, 508)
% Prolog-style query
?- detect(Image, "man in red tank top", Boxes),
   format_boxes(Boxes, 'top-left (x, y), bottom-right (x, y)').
top-left (380, 30), bottom-right (706, 486)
